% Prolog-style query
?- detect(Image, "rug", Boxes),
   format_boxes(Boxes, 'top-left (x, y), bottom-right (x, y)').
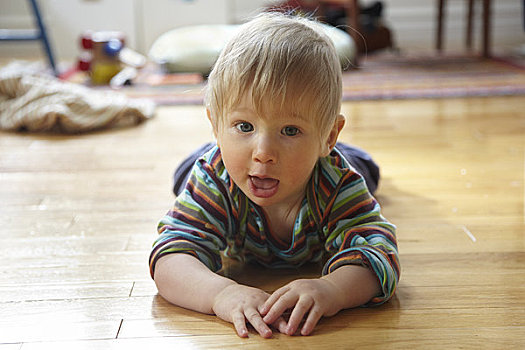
top-left (341, 53), bottom-right (525, 100)
top-left (69, 53), bottom-right (525, 105)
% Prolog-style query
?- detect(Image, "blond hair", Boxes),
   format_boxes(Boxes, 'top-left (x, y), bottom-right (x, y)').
top-left (205, 12), bottom-right (342, 139)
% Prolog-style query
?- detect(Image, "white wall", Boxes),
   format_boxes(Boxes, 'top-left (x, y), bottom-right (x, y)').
top-left (0, 0), bottom-right (523, 61)
top-left (0, 0), bottom-right (232, 60)
top-left (0, 0), bottom-right (138, 59)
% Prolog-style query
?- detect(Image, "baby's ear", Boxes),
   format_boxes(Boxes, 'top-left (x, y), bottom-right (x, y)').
top-left (206, 109), bottom-right (218, 139)
top-left (322, 114), bottom-right (346, 157)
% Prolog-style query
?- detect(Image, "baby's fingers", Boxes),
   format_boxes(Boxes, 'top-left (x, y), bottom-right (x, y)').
top-left (286, 296), bottom-right (314, 335)
top-left (272, 316), bottom-right (288, 334)
top-left (260, 286), bottom-right (288, 316)
top-left (300, 306), bottom-right (323, 336)
top-left (232, 311), bottom-right (249, 338)
top-left (262, 292), bottom-right (297, 325)
top-left (245, 309), bottom-right (272, 338)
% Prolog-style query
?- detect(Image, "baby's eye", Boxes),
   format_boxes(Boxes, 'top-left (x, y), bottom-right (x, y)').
top-left (235, 122), bottom-right (254, 133)
top-left (282, 126), bottom-right (300, 136)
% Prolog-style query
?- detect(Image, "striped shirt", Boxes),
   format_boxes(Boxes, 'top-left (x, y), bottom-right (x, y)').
top-left (149, 146), bottom-right (400, 305)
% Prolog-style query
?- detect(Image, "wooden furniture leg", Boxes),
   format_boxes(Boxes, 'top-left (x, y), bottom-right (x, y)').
top-left (437, 0), bottom-right (491, 57)
top-left (466, 0), bottom-right (474, 50)
top-left (482, 0), bottom-right (491, 57)
top-left (437, 0), bottom-right (445, 52)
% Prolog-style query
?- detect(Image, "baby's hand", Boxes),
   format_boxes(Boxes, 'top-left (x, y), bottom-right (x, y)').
top-left (212, 284), bottom-right (287, 338)
top-left (260, 278), bottom-right (345, 336)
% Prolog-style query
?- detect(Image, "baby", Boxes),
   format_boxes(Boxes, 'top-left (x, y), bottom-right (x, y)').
top-left (150, 12), bottom-right (399, 338)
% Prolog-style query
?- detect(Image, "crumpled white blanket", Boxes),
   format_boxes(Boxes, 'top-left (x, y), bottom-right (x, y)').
top-left (0, 62), bottom-right (155, 133)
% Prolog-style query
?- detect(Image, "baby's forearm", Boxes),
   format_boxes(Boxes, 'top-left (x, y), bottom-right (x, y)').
top-left (320, 265), bottom-right (381, 309)
top-left (153, 254), bottom-right (236, 314)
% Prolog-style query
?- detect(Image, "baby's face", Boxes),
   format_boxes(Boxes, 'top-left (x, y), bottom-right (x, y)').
top-left (215, 95), bottom-right (329, 212)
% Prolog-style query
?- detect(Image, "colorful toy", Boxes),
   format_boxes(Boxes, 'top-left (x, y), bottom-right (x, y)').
top-left (77, 31), bottom-right (146, 86)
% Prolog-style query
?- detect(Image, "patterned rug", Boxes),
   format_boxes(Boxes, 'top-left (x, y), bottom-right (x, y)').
top-left (92, 53), bottom-right (525, 105)
top-left (341, 53), bottom-right (525, 100)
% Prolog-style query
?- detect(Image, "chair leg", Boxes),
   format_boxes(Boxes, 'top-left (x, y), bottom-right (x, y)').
top-left (436, 0), bottom-right (445, 52)
top-left (28, 0), bottom-right (57, 75)
top-left (466, 0), bottom-right (474, 50)
top-left (482, 0), bottom-right (491, 57)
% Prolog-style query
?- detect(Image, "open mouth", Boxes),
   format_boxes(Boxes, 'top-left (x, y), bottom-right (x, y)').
top-left (249, 176), bottom-right (279, 198)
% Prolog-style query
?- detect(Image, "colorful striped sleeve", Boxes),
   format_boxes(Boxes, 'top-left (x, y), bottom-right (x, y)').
top-left (320, 163), bottom-right (400, 306)
top-left (149, 154), bottom-right (233, 278)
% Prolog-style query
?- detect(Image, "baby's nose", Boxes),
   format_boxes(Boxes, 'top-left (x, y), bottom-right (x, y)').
top-left (252, 137), bottom-right (277, 164)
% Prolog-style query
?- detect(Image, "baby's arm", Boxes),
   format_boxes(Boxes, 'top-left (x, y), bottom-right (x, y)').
top-left (260, 264), bottom-right (379, 336)
top-left (154, 253), bottom-right (286, 338)
top-left (262, 165), bottom-right (399, 336)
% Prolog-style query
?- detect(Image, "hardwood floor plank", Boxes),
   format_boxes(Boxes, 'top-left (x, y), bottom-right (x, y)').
top-left (0, 253), bottom-right (150, 285)
top-left (1, 320), bottom-right (120, 344)
top-left (16, 328), bottom-right (525, 350)
top-left (0, 282), bottom-right (134, 302)
top-left (117, 307), bottom-right (525, 338)
top-left (396, 223), bottom-right (525, 254)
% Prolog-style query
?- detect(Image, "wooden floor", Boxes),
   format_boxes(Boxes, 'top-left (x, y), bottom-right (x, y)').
top-left (1, 95), bottom-right (524, 349)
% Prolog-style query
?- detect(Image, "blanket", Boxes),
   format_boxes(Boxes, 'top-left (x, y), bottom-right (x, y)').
top-left (0, 62), bottom-right (155, 133)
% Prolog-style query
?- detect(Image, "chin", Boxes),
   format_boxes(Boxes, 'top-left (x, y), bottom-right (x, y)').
top-left (246, 195), bottom-right (277, 208)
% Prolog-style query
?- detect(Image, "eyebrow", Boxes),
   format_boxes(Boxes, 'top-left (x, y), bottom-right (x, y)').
top-left (230, 107), bottom-right (255, 114)
top-left (272, 110), bottom-right (310, 123)
top-left (229, 103), bottom-right (312, 123)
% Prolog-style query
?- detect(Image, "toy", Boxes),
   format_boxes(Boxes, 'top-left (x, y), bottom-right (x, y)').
top-left (77, 31), bottom-right (146, 86)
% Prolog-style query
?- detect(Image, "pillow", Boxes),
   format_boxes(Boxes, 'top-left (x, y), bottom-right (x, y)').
top-left (148, 23), bottom-right (356, 75)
